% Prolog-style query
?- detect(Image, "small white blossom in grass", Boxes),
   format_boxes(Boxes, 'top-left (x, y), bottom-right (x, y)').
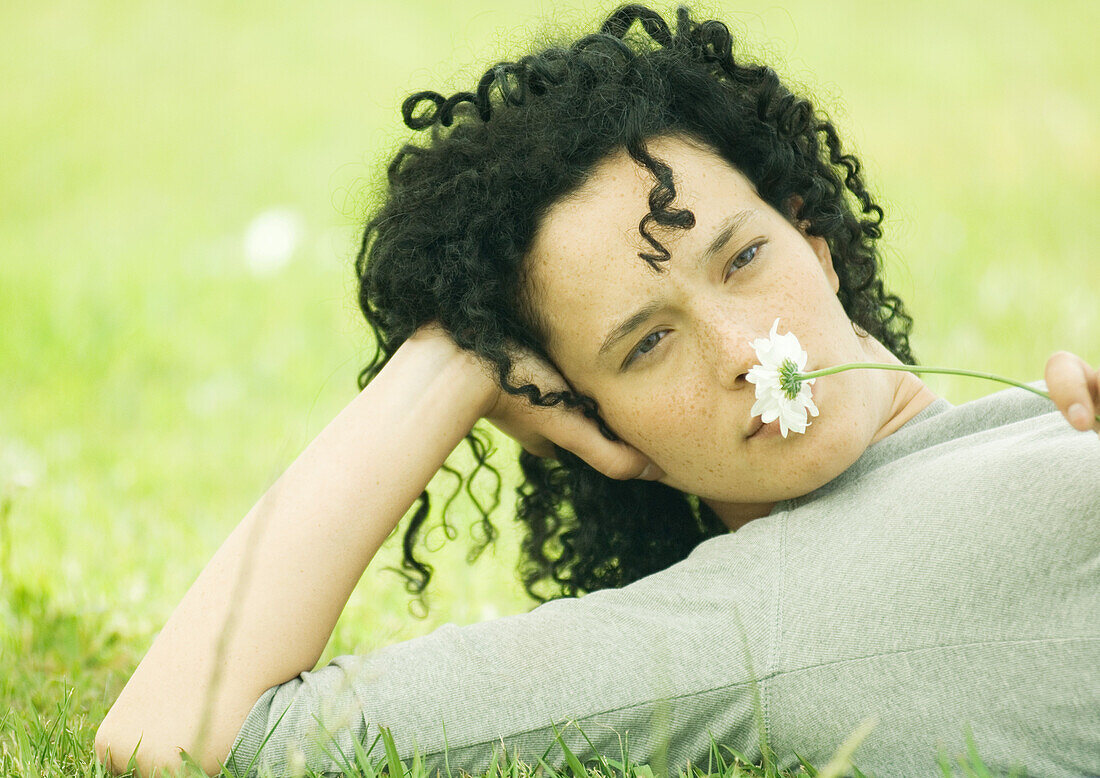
top-left (746, 318), bottom-right (819, 437)
top-left (745, 318), bottom-right (1100, 434)
top-left (287, 746), bottom-right (306, 775)
top-left (0, 440), bottom-right (43, 494)
top-left (244, 207), bottom-right (303, 276)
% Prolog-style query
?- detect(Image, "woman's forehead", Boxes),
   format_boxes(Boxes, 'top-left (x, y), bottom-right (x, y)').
top-left (524, 139), bottom-right (767, 364)
top-left (528, 140), bottom-right (761, 283)
top-left (542, 142), bottom-right (755, 241)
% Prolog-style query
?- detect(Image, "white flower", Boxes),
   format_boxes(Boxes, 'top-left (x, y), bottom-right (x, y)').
top-left (287, 746), bottom-right (306, 775)
top-left (745, 317), bottom-right (819, 437)
top-left (244, 207), bottom-right (303, 276)
top-left (0, 439), bottom-right (43, 493)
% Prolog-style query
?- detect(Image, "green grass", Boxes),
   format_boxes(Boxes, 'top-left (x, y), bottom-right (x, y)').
top-left (0, 0), bottom-right (1095, 775)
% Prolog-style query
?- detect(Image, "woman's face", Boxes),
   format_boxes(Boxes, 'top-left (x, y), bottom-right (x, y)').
top-left (524, 134), bottom-right (936, 529)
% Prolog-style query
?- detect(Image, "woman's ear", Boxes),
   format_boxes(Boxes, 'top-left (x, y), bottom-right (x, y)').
top-left (807, 232), bottom-right (839, 295)
top-left (784, 194), bottom-right (805, 221)
top-left (786, 194), bottom-right (839, 294)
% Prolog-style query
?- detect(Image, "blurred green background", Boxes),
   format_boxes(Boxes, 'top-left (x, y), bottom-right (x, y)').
top-left (0, 0), bottom-right (1096, 755)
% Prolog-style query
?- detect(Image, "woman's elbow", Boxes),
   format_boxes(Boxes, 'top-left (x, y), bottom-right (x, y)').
top-left (93, 718), bottom-right (228, 777)
top-left (93, 720), bottom-right (165, 777)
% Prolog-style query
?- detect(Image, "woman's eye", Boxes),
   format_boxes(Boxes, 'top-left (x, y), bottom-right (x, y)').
top-left (622, 242), bottom-right (765, 369)
top-left (625, 330), bottom-right (667, 366)
top-left (724, 242), bottom-right (760, 280)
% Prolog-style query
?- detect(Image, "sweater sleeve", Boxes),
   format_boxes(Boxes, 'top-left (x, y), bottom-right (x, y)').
top-left (222, 519), bottom-right (784, 778)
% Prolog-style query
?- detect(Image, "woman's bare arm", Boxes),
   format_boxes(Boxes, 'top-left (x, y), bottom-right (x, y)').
top-left (93, 329), bottom-right (495, 776)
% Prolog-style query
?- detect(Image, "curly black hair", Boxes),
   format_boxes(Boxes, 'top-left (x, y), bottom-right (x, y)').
top-left (354, 3), bottom-right (917, 612)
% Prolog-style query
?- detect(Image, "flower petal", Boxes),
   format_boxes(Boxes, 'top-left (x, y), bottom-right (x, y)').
top-left (745, 317), bottom-right (818, 435)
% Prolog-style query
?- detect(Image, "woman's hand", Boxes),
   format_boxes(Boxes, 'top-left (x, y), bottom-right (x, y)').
top-left (1044, 350), bottom-right (1100, 436)
top-left (413, 321), bottom-right (664, 481)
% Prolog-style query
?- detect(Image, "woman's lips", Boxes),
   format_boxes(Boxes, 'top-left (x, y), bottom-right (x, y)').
top-left (747, 418), bottom-right (782, 439)
top-left (745, 370), bottom-right (821, 440)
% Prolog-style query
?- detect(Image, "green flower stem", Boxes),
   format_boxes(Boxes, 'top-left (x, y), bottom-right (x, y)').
top-left (797, 362), bottom-right (1100, 424)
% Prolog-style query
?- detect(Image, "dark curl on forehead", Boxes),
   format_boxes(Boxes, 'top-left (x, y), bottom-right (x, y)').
top-left (354, 4), bottom-right (918, 611)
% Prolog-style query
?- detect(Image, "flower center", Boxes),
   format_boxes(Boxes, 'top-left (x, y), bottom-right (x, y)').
top-left (778, 358), bottom-right (802, 400)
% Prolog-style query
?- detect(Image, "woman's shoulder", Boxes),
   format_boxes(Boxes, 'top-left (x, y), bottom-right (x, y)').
top-left (899, 380), bottom-right (1098, 478)
top-left (781, 380), bottom-right (1098, 515)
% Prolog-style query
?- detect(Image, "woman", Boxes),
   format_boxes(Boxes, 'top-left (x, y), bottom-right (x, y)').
top-left (95, 5), bottom-right (1100, 776)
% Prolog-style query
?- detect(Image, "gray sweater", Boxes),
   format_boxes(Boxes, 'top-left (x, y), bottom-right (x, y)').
top-left (225, 381), bottom-right (1099, 777)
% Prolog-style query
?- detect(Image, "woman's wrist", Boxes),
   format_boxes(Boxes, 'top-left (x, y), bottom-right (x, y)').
top-left (398, 323), bottom-right (498, 419)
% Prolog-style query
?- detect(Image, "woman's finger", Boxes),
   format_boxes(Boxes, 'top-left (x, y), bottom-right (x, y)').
top-left (1044, 350), bottom-right (1099, 432)
top-left (520, 398), bottom-right (663, 480)
top-left (487, 347), bottom-right (666, 480)
top-left (497, 390), bottom-right (663, 480)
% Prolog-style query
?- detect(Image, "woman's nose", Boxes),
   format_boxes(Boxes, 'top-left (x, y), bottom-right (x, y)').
top-left (707, 321), bottom-right (759, 391)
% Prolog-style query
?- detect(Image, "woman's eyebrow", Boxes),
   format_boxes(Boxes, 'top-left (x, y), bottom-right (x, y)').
top-left (595, 208), bottom-right (758, 365)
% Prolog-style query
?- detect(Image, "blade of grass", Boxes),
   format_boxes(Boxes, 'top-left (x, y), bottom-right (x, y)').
top-left (963, 727), bottom-right (992, 778)
top-left (569, 719), bottom-right (615, 778)
top-left (351, 732), bottom-right (378, 778)
top-left (716, 743), bottom-right (753, 771)
top-left (610, 724), bottom-right (629, 778)
top-left (489, 741), bottom-right (502, 778)
top-left (705, 731), bottom-right (722, 778)
top-left (536, 755), bottom-right (563, 778)
top-left (815, 718), bottom-right (876, 778)
top-left (936, 745), bottom-right (955, 777)
top-left (538, 736), bottom-right (562, 773)
top-left (549, 721), bottom-right (589, 778)
top-left (380, 725), bottom-right (407, 778)
top-left (791, 752), bottom-right (817, 777)
top-left (440, 718), bottom-right (454, 778)
top-left (227, 697), bottom-right (295, 778)
top-left (125, 732), bottom-right (144, 775)
top-left (509, 746), bottom-right (523, 778)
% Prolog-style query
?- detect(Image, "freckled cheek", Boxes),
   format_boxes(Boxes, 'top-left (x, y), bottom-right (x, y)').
top-left (601, 388), bottom-right (711, 457)
top-left (597, 397), bottom-right (663, 453)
